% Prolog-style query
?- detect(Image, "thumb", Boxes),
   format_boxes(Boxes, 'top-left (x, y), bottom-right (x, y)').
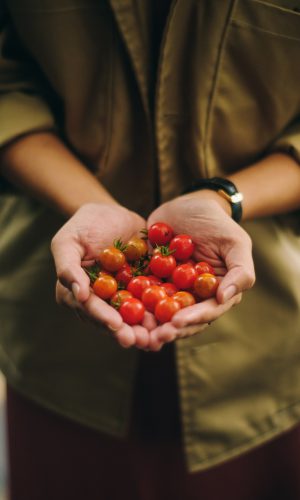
top-left (217, 237), bottom-right (255, 303)
top-left (51, 234), bottom-right (91, 303)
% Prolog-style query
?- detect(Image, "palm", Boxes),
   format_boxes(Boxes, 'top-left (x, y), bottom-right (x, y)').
top-left (63, 203), bottom-right (146, 261)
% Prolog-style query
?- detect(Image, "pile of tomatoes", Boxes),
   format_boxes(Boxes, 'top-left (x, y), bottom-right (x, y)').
top-left (85, 222), bottom-right (218, 326)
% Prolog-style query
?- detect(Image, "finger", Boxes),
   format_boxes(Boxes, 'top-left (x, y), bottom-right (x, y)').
top-left (114, 323), bottom-right (136, 348)
top-left (171, 293), bottom-right (242, 328)
top-left (51, 234), bottom-right (90, 303)
top-left (132, 325), bottom-right (151, 349)
top-left (56, 281), bottom-right (123, 331)
top-left (149, 323), bottom-right (179, 348)
top-left (218, 236), bottom-right (255, 303)
top-left (142, 311), bottom-right (158, 330)
top-left (177, 323), bottom-right (209, 338)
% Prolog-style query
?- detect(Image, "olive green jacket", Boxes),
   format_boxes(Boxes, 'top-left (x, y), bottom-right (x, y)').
top-left (1, 0), bottom-right (300, 471)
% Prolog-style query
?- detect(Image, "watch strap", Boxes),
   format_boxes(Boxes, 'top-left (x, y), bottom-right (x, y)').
top-left (183, 177), bottom-right (243, 222)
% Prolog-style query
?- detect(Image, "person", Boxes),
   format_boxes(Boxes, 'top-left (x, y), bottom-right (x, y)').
top-left (1, 0), bottom-right (300, 499)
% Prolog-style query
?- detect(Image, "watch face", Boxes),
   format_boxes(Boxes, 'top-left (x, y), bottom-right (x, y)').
top-left (232, 193), bottom-right (244, 203)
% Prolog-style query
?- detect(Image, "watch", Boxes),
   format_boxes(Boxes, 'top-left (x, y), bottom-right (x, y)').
top-left (183, 177), bottom-right (243, 223)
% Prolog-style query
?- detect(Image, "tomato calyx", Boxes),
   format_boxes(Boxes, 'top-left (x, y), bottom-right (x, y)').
top-left (140, 228), bottom-right (148, 240)
top-left (83, 263), bottom-right (101, 284)
top-left (113, 238), bottom-right (127, 252)
top-left (154, 245), bottom-right (176, 256)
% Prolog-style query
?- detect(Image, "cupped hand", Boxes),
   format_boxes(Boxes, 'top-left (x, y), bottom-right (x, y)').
top-left (51, 202), bottom-right (150, 349)
top-left (146, 192), bottom-right (255, 347)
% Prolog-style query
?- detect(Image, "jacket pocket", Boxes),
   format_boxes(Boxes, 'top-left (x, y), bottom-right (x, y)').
top-left (232, 0), bottom-right (300, 41)
top-left (206, 0), bottom-right (300, 174)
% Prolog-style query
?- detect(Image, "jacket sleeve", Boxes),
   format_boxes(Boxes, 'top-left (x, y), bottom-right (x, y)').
top-left (0, 4), bottom-right (56, 149)
top-left (268, 119), bottom-right (300, 165)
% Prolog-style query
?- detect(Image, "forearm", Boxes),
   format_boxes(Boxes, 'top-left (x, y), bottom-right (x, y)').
top-left (194, 153), bottom-right (300, 222)
top-left (0, 132), bottom-right (118, 217)
top-left (228, 153), bottom-right (300, 221)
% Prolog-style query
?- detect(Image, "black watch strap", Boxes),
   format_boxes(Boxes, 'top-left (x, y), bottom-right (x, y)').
top-left (183, 177), bottom-right (243, 222)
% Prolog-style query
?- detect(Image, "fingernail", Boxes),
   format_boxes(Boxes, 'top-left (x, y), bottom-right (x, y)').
top-left (107, 323), bottom-right (119, 332)
top-left (72, 282), bottom-right (80, 301)
top-left (222, 285), bottom-right (237, 302)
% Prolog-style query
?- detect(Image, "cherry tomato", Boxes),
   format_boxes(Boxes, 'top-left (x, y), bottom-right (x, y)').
top-left (172, 263), bottom-right (197, 290)
top-left (169, 234), bottom-right (195, 261)
top-left (93, 273), bottom-right (118, 299)
top-left (141, 285), bottom-right (167, 312)
top-left (149, 253), bottom-right (176, 278)
top-left (194, 261), bottom-right (215, 275)
top-left (124, 237), bottom-right (148, 262)
top-left (173, 291), bottom-right (196, 308)
top-left (194, 273), bottom-right (219, 299)
top-left (160, 282), bottom-right (178, 296)
top-left (110, 290), bottom-right (133, 309)
top-left (154, 297), bottom-right (181, 323)
top-left (115, 263), bottom-right (135, 288)
top-left (147, 275), bottom-right (163, 286)
top-left (148, 222), bottom-right (174, 246)
top-left (98, 246), bottom-right (125, 272)
top-left (119, 298), bottom-right (145, 325)
top-left (127, 276), bottom-right (151, 299)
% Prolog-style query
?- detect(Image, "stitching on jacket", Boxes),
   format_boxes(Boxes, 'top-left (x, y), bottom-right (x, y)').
top-left (190, 398), bottom-right (300, 468)
top-left (203, 0), bottom-right (238, 176)
top-left (231, 19), bottom-right (300, 42)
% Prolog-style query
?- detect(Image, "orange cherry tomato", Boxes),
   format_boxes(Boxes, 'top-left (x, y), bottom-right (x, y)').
top-left (154, 297), bottom-right (181, 323)
top-left (124, 237), bottom-right (148, 262)
top-left (193, 273), bottom-right (219, 300)
top-left (98, 246), bottom-right (125, 272)
top-left (173, 291), bottom-right (196, 308)
top-left (93, 273), bottom-right (118, 300)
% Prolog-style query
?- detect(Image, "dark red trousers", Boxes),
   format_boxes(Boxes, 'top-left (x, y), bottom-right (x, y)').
top-left (6, 345), bottom-right (300, 500)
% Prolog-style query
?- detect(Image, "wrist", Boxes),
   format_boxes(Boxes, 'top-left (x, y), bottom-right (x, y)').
top-left (182, 177), bottom-right (243, 222)
top-left (183, 189), bottom-right (232, 217)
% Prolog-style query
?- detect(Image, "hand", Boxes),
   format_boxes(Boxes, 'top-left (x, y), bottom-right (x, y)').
top-left (51, 202), bottom-right (151, 349)
top-left (146, 192), bottom-right (255, 347)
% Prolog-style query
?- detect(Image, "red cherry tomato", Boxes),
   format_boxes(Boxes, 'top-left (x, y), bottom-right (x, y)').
top-left (154, 297), bottom-right (181, 323)
top-left (141, 285), bottom-right (167, 312)
top-left (172, 263), bottom-right (197, 290)
top-left (98, 246), bottom-right (125, 272)
top-left (160, 282), bottom-right (178, 296)
top-left (147, 275), bottom-right (163, 286)
top-left (115, 263), bottom-right (135, 288)
top-left (148, 222), bottom-right (174, 246)
top-left (127, 276), bottom-right (151, 299)
top-left (173, 291), bottom-right (196, 308)
top-left (169, 234), bottom-right (195, 261)
top-left (124, 237), bottom-right (148, 262)
top-left (110, 290), bottom-right (133, 309)
top-left (93, 273), bottom-right (118, 299)
top-left (119, 298), bottom-right (145, 325)
top-left (149, 253), bottom-right (176, 278)
top-left (194, 273), bottom-right (219, 299)
top-left (194, 261), bottom-right (215, 275)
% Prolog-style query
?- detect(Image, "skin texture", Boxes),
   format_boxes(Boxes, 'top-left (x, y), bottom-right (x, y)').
top-left (2, 132), bottom-right (300, 350)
